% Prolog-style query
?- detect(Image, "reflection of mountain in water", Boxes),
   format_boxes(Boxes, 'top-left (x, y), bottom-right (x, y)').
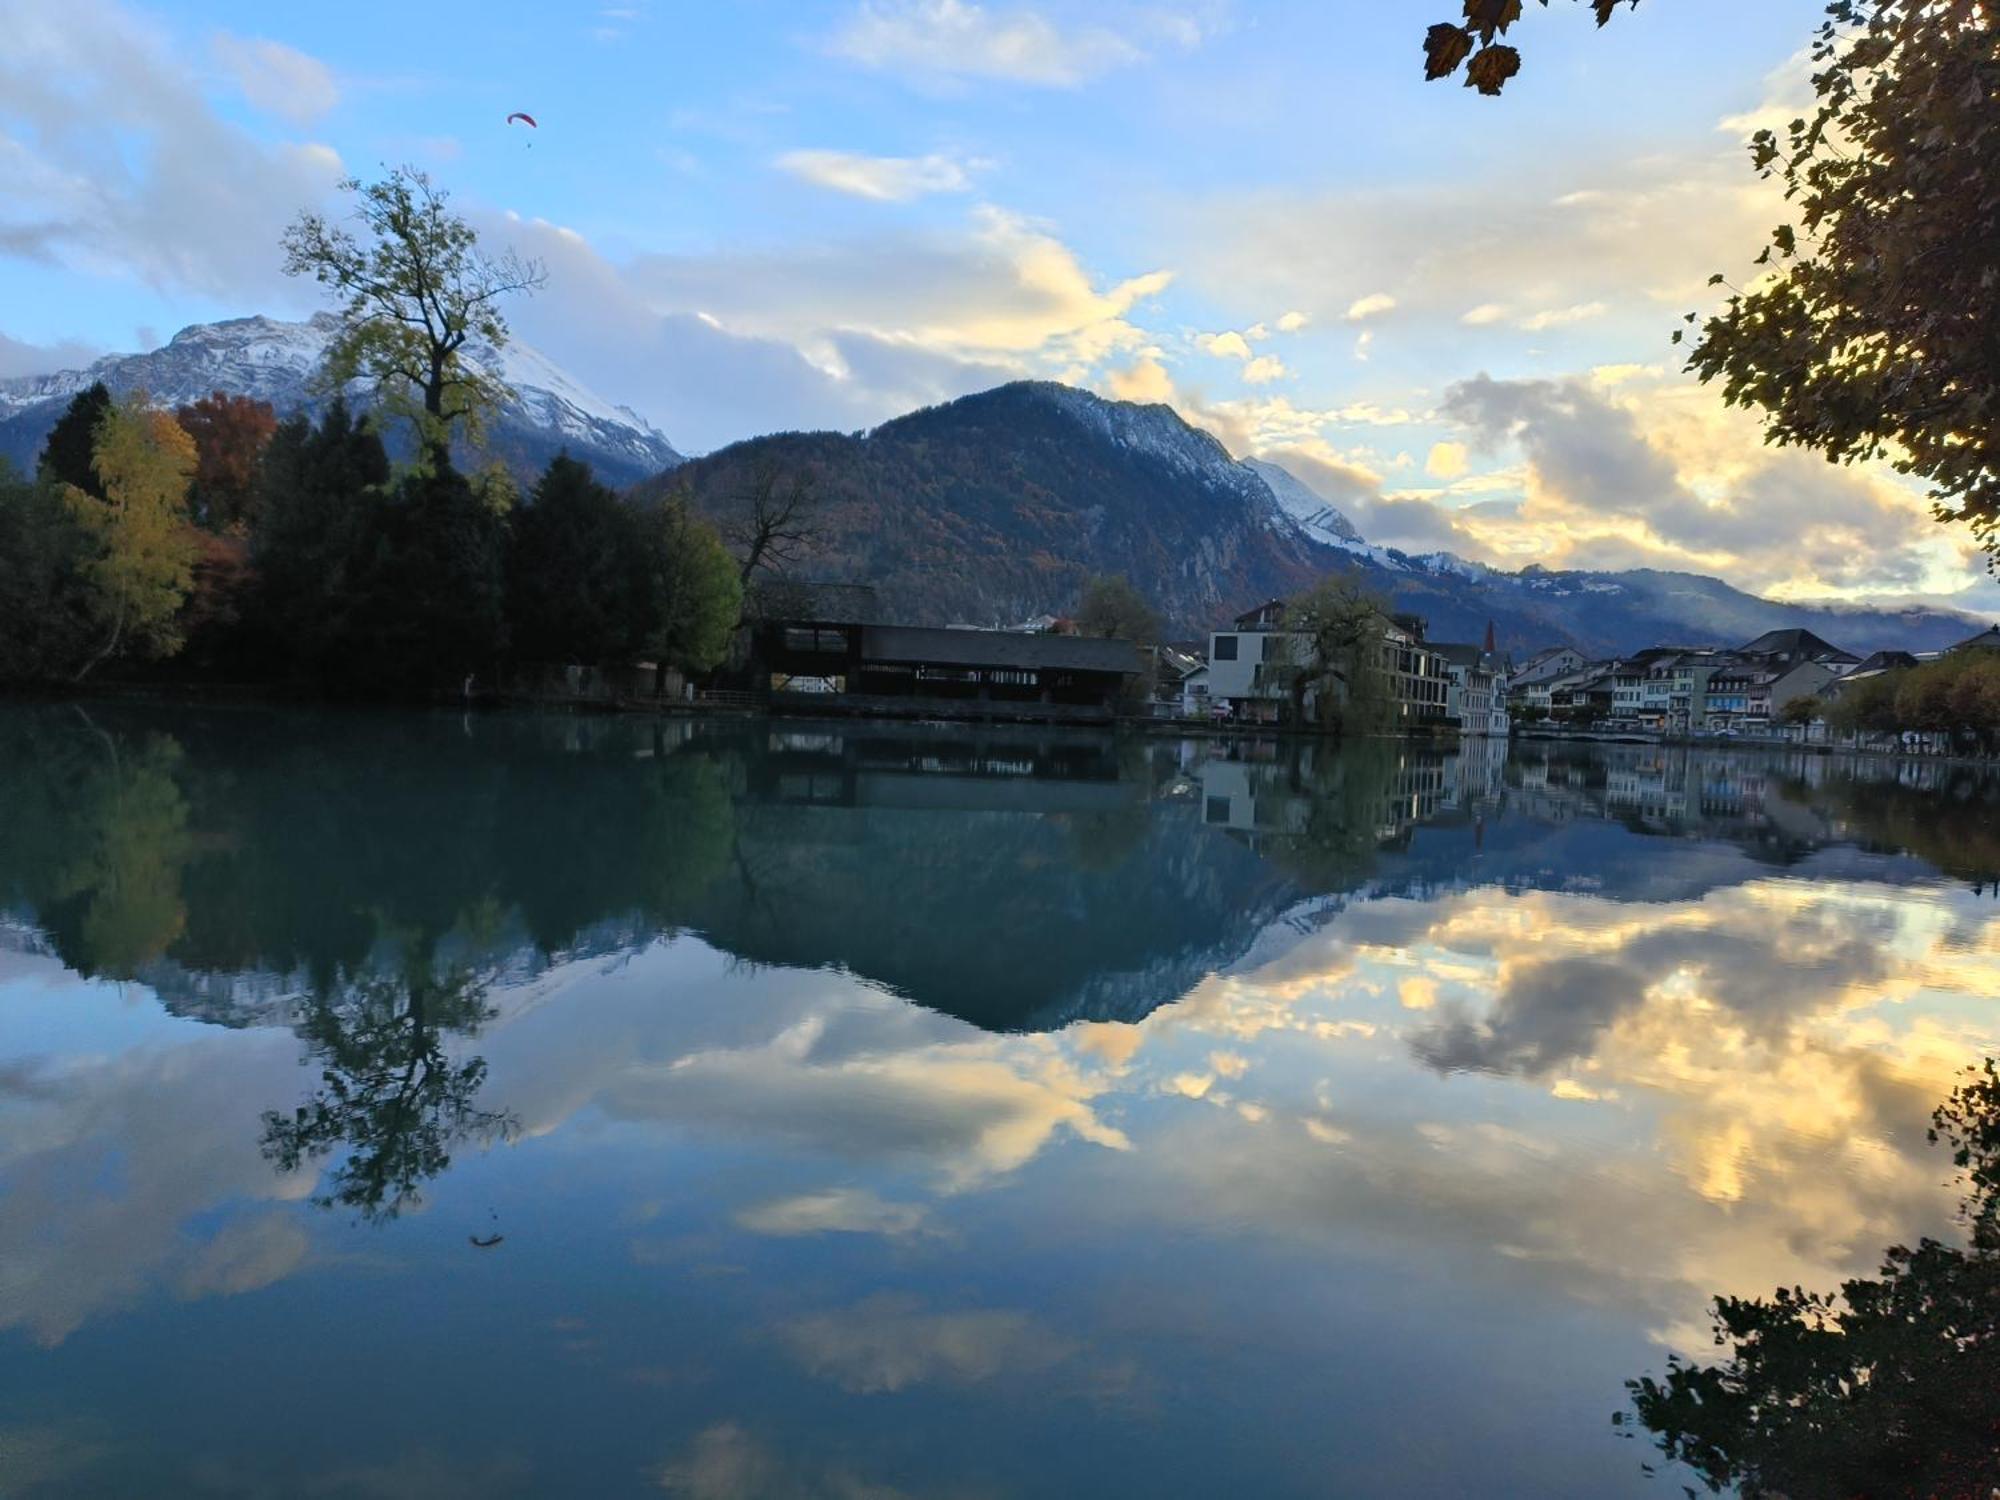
top-left (0, 703), bottom-right (1993, 1038)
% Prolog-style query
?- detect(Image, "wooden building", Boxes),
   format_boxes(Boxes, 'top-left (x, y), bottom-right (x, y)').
top-left (747, 583), bottom-right (1143, 723)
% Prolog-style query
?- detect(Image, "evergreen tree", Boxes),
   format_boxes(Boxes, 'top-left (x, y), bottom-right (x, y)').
top-left (252, 401), bottom-right (391, 680)
top-left (37, 381), bottom-right (113, 497)
top-left (0, 464), bottom-right (97, 682)
top-left (349, 459), bottom-right (509, 696)
top-left (505, 453), bottom-right (649, 666)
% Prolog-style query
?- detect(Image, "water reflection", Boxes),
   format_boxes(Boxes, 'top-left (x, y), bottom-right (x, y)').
top-left (260, 961), bottom-right (515, 1224)
top-left (1, 703), bottom-right (1997, 1494)
top-left (1627, 1061), bottom-right (2000, 1498)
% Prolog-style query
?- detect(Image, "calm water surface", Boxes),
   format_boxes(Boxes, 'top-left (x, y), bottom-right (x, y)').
top-left (2, 703), bottom-right (1996, 1496)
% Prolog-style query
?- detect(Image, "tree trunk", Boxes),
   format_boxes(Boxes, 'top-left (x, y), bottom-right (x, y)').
top-left (72, 597), bottom-right (126, 685)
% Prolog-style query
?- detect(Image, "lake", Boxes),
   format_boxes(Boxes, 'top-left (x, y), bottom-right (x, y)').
top-left (1, 701), bottom-right (1996, 1497)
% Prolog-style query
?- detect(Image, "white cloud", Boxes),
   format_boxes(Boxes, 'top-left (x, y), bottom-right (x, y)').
top-left (1425, 441), bottom-right (1468, 480)
top-left (830, 0), bottom-right (1143, 87)
top-left (1275, 310), bottom-right (1308, 332)
top-left (1344, 292), bottom-right (1396, 322)
top-left (1241, 354), bottom-right (1287, 384)
top-left (775, 148), bottom-right (974, 201)
top-left (1196, 329), bottom-right (1252, 361)
top-left (1518, 301), bottom-right (1608, 332)
top-left (211, 32), bottom-right (338, 126)
top-left (780, 1294), bottom-right (1073, 1393)
top-left (0, 1), bottom-right (345, 302)
top-left (1461, 303), bottom-right (1508, 326)
top-left (0, 329), bottom-right (100, 379)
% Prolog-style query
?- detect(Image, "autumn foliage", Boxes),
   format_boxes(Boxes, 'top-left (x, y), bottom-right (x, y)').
top-left (176, 391), bottom-right (278, 532)
top-left (1422, 0), bottom-right (1639, 95)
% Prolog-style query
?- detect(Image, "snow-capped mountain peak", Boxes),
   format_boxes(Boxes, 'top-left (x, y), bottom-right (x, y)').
top-left (0, 313), bottom-right (683, 486)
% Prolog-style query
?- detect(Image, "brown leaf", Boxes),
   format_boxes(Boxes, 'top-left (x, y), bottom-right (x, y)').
top-left (1423, 22), bottom-right (1474, 81)
top-left (1462, 0), bottom-right (1523, 42)
top-left (1592, 0), bottom-right (1625, 23)
top-left (1464, 43), bottom-right (1522, 96)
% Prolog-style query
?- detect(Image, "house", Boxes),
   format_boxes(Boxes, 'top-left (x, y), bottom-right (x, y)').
top-left (1206, 600), bottom-right (1305, 724)
top-left (1206, 600), bottom-right (1451, 728)
top-left (1946, 624), bottom-right (2000, 656)
top-left (1823, 650), bottom-right (1916, 703)
top-left (1735, 628), bottom-right (1860, 668)
top-left (1511, 645), bottom-right (1588, 690)
top-left (1436, 643), bottom-right (1511, 737)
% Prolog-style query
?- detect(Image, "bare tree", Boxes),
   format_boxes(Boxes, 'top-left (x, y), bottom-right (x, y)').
top-left (724, 464), bottom-right (820, 586)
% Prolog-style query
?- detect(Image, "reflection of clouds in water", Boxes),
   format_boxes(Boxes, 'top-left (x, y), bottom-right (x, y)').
top-left (779, 1294), bottom-right (1075, 1394)
top-left (734, 1189), bottom-right (935, 1241)
top-left (655, 1422), bottom-right (918, 1500)
top-left (0, 1031), bottom-right (312, 1345)
top-left (1069, 877), bottom-right (2000, 1351)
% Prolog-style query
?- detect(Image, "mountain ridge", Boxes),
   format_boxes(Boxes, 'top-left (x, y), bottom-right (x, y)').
top-left (656, 379), bottom-right (1987, 656)
top-left (0, 313), bottom-right (684, 487)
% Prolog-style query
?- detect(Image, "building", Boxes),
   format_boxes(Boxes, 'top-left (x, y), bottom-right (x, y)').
top-left (747, 583), bottom-right (1142, 723)
top-left (1206, 600), bottom-right (1451, 729)
top-left (1511, 645), bottom-right (1587, 692)
top-left (1436, 643), bottom-right (1511, 736)
top-left (1734, 628), bottom-right (1860, 669)
top-left (1946, 624), bottom-right (2000, 656)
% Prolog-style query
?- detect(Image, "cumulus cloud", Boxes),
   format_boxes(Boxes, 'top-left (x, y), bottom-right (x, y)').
top-left (830, 0), bottom-right (1145, 87)
top-left (499, 203), bottom-right (1164, 450)
top-left (1275, 309), bottom-right (1308, 332)
top-left (1344, 292), bottom-right (1395, 322)
top-left (211, 32), bottom-right (339, 126)
top-left (0, 0), bottom-right (344, 301)
top-left (1196, 329), bottom-right (1253, 361)
top-left (774, 149), bottom-right (974, 201)
top-left (1425, 441), bottom-right (1467, 480)
top-left (1430, 370), bottom-right (1988, 599)
top-left (1241, 354), bottom-right (1286, 384)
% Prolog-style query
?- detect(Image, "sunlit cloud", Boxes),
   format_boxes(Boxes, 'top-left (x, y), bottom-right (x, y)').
top-left (829, 0), bottom-right (1146, 88)
top-left (774, 148), bottom-right (976, 201)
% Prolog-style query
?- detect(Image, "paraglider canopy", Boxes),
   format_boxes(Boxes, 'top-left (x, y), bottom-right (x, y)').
top-left (506, 112), bottom-right (538, 128)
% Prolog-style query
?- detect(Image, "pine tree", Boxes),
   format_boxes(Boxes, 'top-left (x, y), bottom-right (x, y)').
top-left (505, 453), bottom-right (650, 666)
top-left (37, 382), bottom-right (113, 497)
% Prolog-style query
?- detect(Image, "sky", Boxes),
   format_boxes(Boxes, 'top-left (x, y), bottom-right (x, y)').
top-left (2, 0), bottom-right (1996, 615)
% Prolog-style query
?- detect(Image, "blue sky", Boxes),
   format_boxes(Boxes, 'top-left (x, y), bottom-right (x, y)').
top-left (3, 0), bottom-right (1996, 614)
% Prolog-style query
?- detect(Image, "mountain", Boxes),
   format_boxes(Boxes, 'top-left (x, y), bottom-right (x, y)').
top-left (0, 313), bottom-right (684, 487)
top-left (645, 380), bottom-right (1336, 630)
top-left (654, 380), bottom-right (1988, 656)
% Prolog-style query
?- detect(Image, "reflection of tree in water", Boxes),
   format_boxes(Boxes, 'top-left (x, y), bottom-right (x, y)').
top-left (1626, 1060), bottom-right (2000, 1497)
top-left (1789, 768), bottom-right (2000, 890)
top-left (260, 962), bottom-right (516, 1224)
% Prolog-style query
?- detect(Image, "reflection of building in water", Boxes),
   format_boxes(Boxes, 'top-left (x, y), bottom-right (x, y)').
top-left (747, 727), bottom-right (1138, 814)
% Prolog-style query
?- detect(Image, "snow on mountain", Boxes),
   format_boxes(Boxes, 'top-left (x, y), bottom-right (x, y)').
top-left (1241, 457), bottom-right (1363, 546)
top-left (0, 313), bottom-right (683, 487)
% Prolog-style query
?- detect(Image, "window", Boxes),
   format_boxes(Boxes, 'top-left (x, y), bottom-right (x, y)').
top-left (1213, 635), bottom-right (1239, 661)
top-left (1205, 796), bottom-right (1232, 824)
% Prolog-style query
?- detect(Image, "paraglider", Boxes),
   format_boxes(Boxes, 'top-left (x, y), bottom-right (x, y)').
top-left (506, 112), bottom-right (537, 148)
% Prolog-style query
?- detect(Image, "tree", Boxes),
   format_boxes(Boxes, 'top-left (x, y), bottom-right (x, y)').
top-left (62, 395), bottom-right (200, 683)
top-left (1280, 575), bottom-right (1393, 732)
top-left (347, 459), bottom-right (510, 696)
top-left (260, 963), bottom-right (515, 1224)
top-left (506, 453), bottom-right (650, 666)
top-left (282, 166), bottom-right (546, 466)
top-left (644, 498), bottom-right (743, 683)
top-left (1625, 1059), bottom-right (2000, 1498)
top-left (1075, 573), bottom-right (1163, 643)
top-left (0, 463), bottom-right (98, 682)
top-left (1777, 694), bottom-right (1821, 728)
top-left (1422, 1), bottom-right (1640, 95)
top-left (174, 391), bottom-right (277, 532)
top-left (252, 401), bottom-right (391, 681)
top-left (37, 382), bottom-right (113, 497)
top-left (1683, 2), bottom-right (2000, 560)
top-left (723, 463), bottom-right (820, 585)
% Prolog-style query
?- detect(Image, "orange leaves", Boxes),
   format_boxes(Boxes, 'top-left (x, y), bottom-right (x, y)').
top-left (1463, 0), bottom-right (1524, 43)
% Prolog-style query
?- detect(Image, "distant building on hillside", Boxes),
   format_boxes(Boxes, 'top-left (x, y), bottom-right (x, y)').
top-left (1946, 624), bottom-right (2000, 656)
top-left (1735, 628), bottom-right (1860, 668)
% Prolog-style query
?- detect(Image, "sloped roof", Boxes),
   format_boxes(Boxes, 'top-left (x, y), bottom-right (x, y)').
top-left (1947, 625), bottom-right (2000, 653)
top-left (750, 580), bottom-right (884, 625)
top-left (1736, 627), bottom-right (1858, 663)
top-left (862, 625), bottom-right (1141, 675)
